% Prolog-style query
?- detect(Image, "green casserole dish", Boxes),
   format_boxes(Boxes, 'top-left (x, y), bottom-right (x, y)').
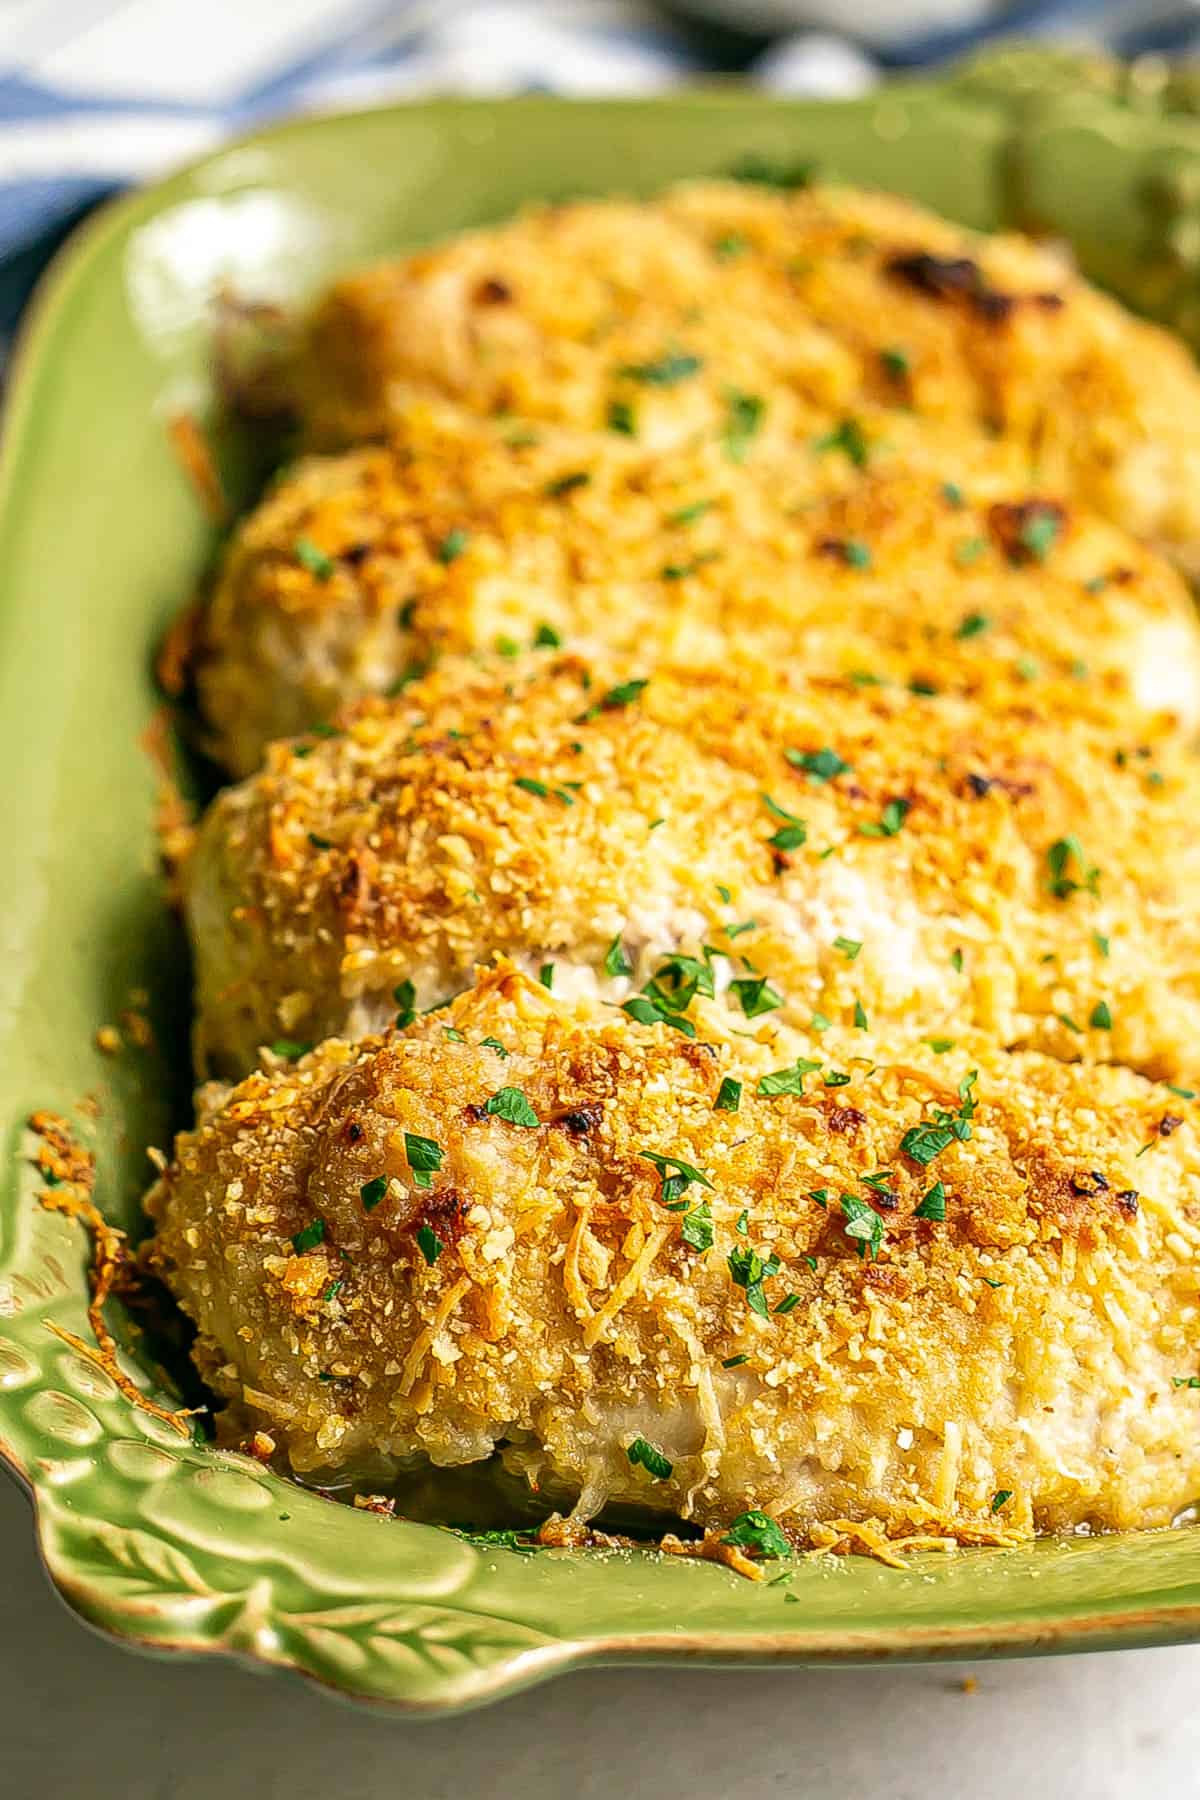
top-left (6, 81), bottom-right (1200, 1714)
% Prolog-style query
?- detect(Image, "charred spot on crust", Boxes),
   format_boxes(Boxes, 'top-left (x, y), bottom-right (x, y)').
top-left (415, 1187), bottom-right (468, 1245)
top-left (814, 537), bottom-right (857, 565)
top-left (340, 542), bottom-right (372, 568)
top-left (335, 849), bottom-right (375, 920)
top-left (1116, 1189), bottom-right (1140, 1218)
top-left (463, 1102), bottom-right (489, 1125)
top-left (987, 499), bottom-right (1068, 565)
top-left (551, 1104), bottom-right (602, 1137)
top-left (1070, 1170), bottom-right (1109, 1197)
top-left (884, 251), bottom-right (1063, 324)
top-left (1159, 1113), bottom-right (1185, 1138)
top-left (344, 1120), bottom-right (365, 1145)
top-left (474, 276), bottom-right (513, 305)
top-left (826, 1104), bottom-right (866, 1135)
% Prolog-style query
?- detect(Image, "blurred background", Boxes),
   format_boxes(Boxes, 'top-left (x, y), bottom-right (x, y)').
top-left (3, 0), bottom-right (1200, 336)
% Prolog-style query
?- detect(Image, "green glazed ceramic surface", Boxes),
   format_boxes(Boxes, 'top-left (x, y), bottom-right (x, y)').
top-left (4, 89), bottom-right (1200, 1715)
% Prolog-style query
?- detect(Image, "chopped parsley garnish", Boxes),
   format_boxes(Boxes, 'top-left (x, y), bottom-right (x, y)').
top-left (834, 936), bottom-right (862, 961)
top-left (291, 1218), bottom-right (325, 1254)
top-left (824, 1070), bottom-right (851, 1088)
top-left (724, 918), bottom-right (757, 940)
top-left (435, 527), bottom-right (469, 564)
top-left (730, 976), bottom-right (784, 1019)
top-left (900, 1071), bottom-right (978, 1167)
top-left (1020, 509), bottom-right (1061, 560)
top-left (714, 1077), bottom-right (742, 1113)
top-left (840, 1192), bottom-right (884, 1259)
top-left (713, 234), bottom-right (747, 261)
top-left (495, 633), bottom-right (521, 658)
top-left (485, 1086), bottom-right (540, 1128)
top-left (1173, 1376), bottom-right (1200, 1389)
top-left (843, 539), bottom-right (872, 570)
top-left (480, 1036), bottom-right (509, 1058)
top-left (762, 791), bottom-right (807, 852)
top-left (991, 1489), bottom-right (1013, 1513)
top-left (622, 993), bottom-right (696, 1037)
top-left (544, 471), bottom-right (590, 498)
top-left (786, 745), bottom-right (851, 783)
top-left (955, 611), bottom-right (989, 640)
top-left (941, 481), bottom-right (965, 509)
top-left (417, 1223), bottom-right (445, 1266)
top-left (617, 350), bottom-right (702, 387)
top-left (735, 1209), bottom-right (750, 1235)
top-left (270, 1038), bottom-right (313, 1059)
top-left (680, 1202), bottom-right (714, 1253)
top-left (721, 1509), bottom-right (791, 1558)
top-left (728, 1242), bottom-right (781, 1316)
top-left (323, 1280), bottom-right (343, 1305)
top-left (913, 1179), bottom-right (946, 1222)
top-left (640, 1151), bottom-right (713, 1205)
top-left (539, 963), bottom-right (555, 990)
top-left (811, 1011), bottom-right (832, 1033)
top-left (1047, 835), bottom-right (1100, 900)
top-left (722, 1353), bottom-right (749, 1368)
top-left (729, 155), bottom-right (814, 190)
top-left (880, 346), bottom-right (910, 380)
top-left (603, 934), bottom-right (633, 979)
top-left (723, 389), bottom-right (764, 463)
top-left (576, 677), bottom-right (649, 724)
top-left (404, 1131), bottom-right (444, 1190)
top-left (859, 798), bottom-right (910, 838)
top-left (360, 1177), bottom-right (388, 1213)
top-left (853, 1000), bottom-right (869, 1030)
top-left (808, 1188), bottom-right (830, 1208)
top-left (758, 1058), bottom-right (822, 1097)
top-left (953, 536), bottom-right (987, 567)
top-left (814, 417), bottom-right (869, 469)
top-left (627, 1437), bottom-right (674, 1479)
top-left (393, 980), bottom-right (417, 1030)
top-left (515, 775), bottom-right (551, 799)
top-left (533, 622), bottom-right (562, 649)
top-left (294, 537), bottom-right (334, 580)
top-left (1166, 1085), bottom-right (1196, 1101)
top-left (927, 1037), bottom-right (955, 1053)
top-left (1093, 932), bottom-right (1110, 958)
top-left (607, 398), bottom-right (636, 436)
top-left (668, 499), bottom-right (713, 526)
top-left (1058, 1012), bottom-right (1082, 1034)
top-left (1089, 1000), bottom-right (1112, 1030)
top-left (950, 948), bottom-right (964, 973)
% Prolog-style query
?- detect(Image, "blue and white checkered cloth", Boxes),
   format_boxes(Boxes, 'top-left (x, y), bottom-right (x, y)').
top-left (0, 0), bottom-right (1198, 330)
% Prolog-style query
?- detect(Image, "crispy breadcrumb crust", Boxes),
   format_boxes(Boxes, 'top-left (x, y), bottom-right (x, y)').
top-left (298, 180), bottom-right (1200, 568)
top-left (193, 399), bottom-right (1200, 776)
top-left (187, 651), bottom-right (1200, 1090)
top-left (145, 966), bottom-right (1200, 1542)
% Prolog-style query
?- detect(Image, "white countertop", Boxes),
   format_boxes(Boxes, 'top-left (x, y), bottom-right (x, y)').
top-left (2, 1473), bottom-right (1197, 1798)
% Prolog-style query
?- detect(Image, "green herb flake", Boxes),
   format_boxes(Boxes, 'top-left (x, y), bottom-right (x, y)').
top-left (680, 1201), bottom-right (714, 1254)
top-left (668, 499), bottom-right (713, 526)
top-left (404, 1131), bottom-right (445, 1190)
top-left (730, 976), bottom-right (784, 1019)
top-left (721, 1506), bottom-right (790, 1557)
top-left (435, 527), bottom-right (469, 564)
top-left (810, 1011), bottom-right (832, 1033)
top-left (360, 1176), bottom-right (388, 1213)
top-left (539, 962), bottom-right (555, 990)
top-left (914, 1179), bottom-right (946, 1222)
top-left (270, 1038), bottom-right (313, 1060)
top-left (953, 536), bottom-right (987, 567)
top-left (722, 1352), bottom-right (750, 1369)
top-left (714, 1077), bottom-right (742, 1113)
top-left (1173, 1376), bottom-right (1200, 1389)
top-left (786, 745), bottom-right (851, 783)
top-left (533, 621), bottom-right (562, 649)
top-left (322, 1280), bottom-right (343, 1305)
top-left (729, 155), bottom-right (814, 191)
top-left (417, 1223), bottom-right (445, 1266)
top-left (834, 935), bottom-right (863, 961)
top-left (603, 934), bottom-right (633, 979)
top-left (1166, 1085), bottom-right (1196, 1101)
top-left (294, 537), bottom-right (334, 580)
top-left (480, 1036), bottom-right (509, 1058)
top-left (727, 1242), bottom-right (782, 1316)
top-left (617, 350), bottom-right (703, 387)
top-left (627, 1437), bottom-right (674, 1479)
top-left (880, 346), bottom-right (910, 380)
top-left (1047, 835), bottom-right (1100, 900)
top-left (926, 1037), bottom-right (955, 1053)
top-left (991, 1489), bottom-right (1013, 1513)
top-left (1020, 510), bottom-right (1061, 561)
top-left (1089, 1000), bottom-right (1113, 1031)
top-left (484, 1086), bottom-right (540, 1128)
top-left (758, 1058), bottom-right (823, 1097)
top-left (774, 1293), bottom-right (801, 1315)
top-left (955, 610), bottom-right (989, 640)
top-left (735, 1209), bottom-right (750, 1236)
top-left (723, 389), bottom-right (765, 462)
top-left (291, 1218), bottom-right (326, 1254)
top-left (859, 798), bottom-right (910, 839)
top-left (853, 1000), bottom-right (869, 1031)
top-left (941, 481), bottom-right (965, 509)
top-left (544, 471), bottom-right (590, 499)
top-left (393, 978), bottom-right (416, 1030)
top-left (950, 949), bottom-right (964, 973)
top-left (607, 397), bottom-right (636, 436)
top-left (814, 416), bottom-right (869, 469)
top-left (840, 1192), bottom-right (884, 1260)
top-left (1093, 932), bottom-right (1110, 958)
top-left (713, 233), bottom-right (748, 261)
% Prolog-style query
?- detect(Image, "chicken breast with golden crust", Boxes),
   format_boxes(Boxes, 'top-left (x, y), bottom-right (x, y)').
top-left (299, 180), bottom-right (1200, 568)
top-left (192, 399), bottom-right (1200, 777)
top-left (186, 653), bottom-right (1200, 1091)
top-left (146, 966), bottom-right (1200, 1544)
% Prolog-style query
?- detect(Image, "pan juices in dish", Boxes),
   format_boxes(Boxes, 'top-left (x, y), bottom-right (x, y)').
top-left (191, 398), bottom-right (1200, 778)
top-left (147, 963), bottom-right (1200, 1542)
top-left (296, 180), bottom-right (1200, 573)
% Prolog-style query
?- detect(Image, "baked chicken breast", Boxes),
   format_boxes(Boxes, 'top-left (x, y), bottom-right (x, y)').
top-left (298, 180), bottom-right (1200, 570)
top-left (192, 399), bottom-right (1200, 777)
top-left (186, 653), bottom-right (1200, 1089)
top-left (147, 965), bottom-right (1200, 1543)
